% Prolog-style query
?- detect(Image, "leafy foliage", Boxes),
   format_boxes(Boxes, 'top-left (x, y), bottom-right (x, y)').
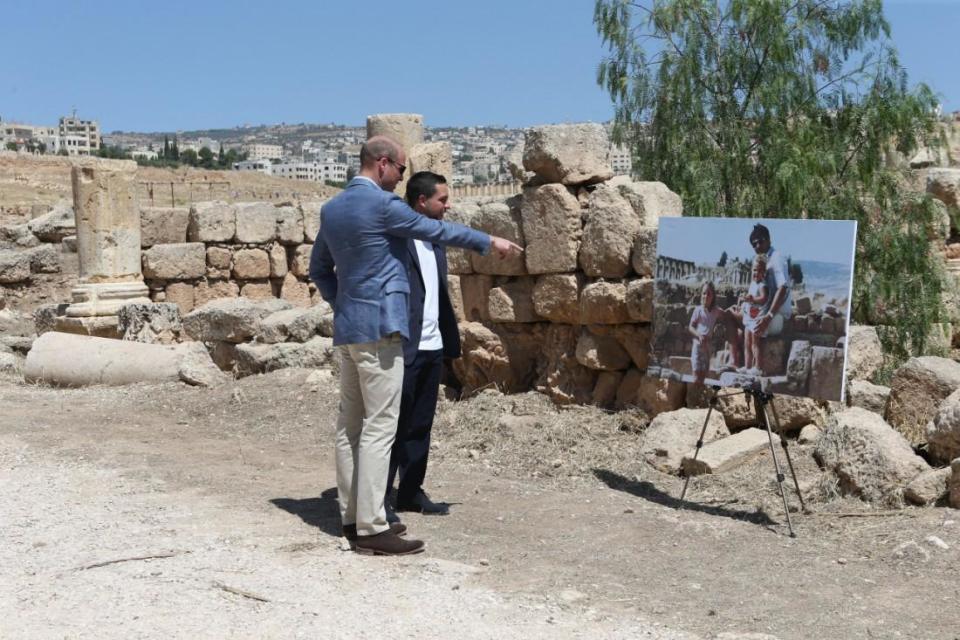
top-left (595, 0), bottom-right (947, 360)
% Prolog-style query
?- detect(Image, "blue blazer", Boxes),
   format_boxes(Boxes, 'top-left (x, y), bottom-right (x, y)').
top-left (403, 239), bottom-right (461, 365)
top-left (309, 177), bottom-right (489, 346)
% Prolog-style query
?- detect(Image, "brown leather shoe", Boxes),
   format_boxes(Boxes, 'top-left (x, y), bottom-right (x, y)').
top-left (342, 523), bottom-right (407, 542)
top-left (354, 530), bottom-right (425, 556)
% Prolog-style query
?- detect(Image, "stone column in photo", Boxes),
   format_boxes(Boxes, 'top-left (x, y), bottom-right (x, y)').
top-left (58, 157), bottom-right (151, 337)
top-left (367, 113), bottom-right (425, 196)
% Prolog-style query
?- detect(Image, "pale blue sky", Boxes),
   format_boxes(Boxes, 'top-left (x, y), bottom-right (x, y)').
top-left (1, 1), bottom-right (956, 132)
top-left (657, 218), bottom-right (858, 266)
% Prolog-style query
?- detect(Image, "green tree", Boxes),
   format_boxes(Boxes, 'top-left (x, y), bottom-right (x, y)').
top-left (5, 142), bottom-right (18, 152)
top-left (163, 136), bottom-right (170, 160)
top-left (217, 145), bottom-right (226, 167)
top-left (198, 146), bottom-right (216, 169)
top-left (180, 148), bottom-right (198, 166)
top-left (595, 0), bottom-right (946, 361)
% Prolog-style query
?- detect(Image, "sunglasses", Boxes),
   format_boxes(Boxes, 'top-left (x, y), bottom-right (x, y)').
top-left (380, 156), bottom-right (406, 176)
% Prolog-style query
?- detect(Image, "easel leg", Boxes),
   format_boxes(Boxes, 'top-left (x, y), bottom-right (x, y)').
top-left (752, 391), bottom-right (797, 538)
top-left (767, 397), bottom-right (807, 512)
top-left (680, 386), bottom-right (719, 501)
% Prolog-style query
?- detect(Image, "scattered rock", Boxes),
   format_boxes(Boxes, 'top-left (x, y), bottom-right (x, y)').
top-left (925, 388), bottom-right (960, 464)
top-left (183, 297), bottom-right (291, 343)
top-left (681, 427), bottom-right (770, 476)
top-left (0, 250), bottom-right (31, 283)
top-left (886, 356), bottom-right (960, 447)
top-left (117, 302), bottom-right (182, 345)
top-left (522, 123), bottom-right (613, 185)
top-left (642, 407), bottom-right (730, 474)
top-left (232, 335), bottom-right (336, 376)
top-left (26, 201), bottom-right (75, 242)
top-left (903, 467), bottom-right (951, 506)
top-left (846, 379), bottom-right (890, 415)
top-left (797, 424), bottom-right (823, 445)
top-left (845, 325), bottom-right (884, 382)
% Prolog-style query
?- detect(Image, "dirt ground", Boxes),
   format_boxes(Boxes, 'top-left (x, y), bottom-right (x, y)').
top-left (1, 367), bottom-right (957, 640)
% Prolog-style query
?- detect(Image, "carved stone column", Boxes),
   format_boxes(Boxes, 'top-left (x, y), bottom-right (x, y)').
top-left (57, 158), bottom-right (150, 336)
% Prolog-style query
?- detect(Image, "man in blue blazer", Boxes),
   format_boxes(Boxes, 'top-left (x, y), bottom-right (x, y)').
top-left (309, 136), bottom-right (520, 556)
top-left (386, 172), bottom-right (461, 516)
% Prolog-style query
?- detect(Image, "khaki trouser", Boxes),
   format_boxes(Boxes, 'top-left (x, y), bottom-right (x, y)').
top-left (335, 334), bottom-right (404, 536)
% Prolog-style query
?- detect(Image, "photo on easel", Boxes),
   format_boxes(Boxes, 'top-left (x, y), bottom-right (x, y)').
top-left (647, 217), bottom-right (858, 402)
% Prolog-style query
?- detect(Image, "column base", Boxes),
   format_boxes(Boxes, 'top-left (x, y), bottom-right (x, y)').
top-left (66, 281), bottom-right (151, 317)
top-left (53, 316), bottom-right (121, 339)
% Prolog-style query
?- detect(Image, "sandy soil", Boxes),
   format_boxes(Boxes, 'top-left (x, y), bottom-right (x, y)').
top-left (1, 368), bottom-right (958, 640)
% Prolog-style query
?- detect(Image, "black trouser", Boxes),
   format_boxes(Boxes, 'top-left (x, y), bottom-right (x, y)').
top-left (387, 349), bottom-right (443, 505)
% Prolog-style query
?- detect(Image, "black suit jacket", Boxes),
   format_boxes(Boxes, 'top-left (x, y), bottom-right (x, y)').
top-left (404, 238), bottom-right (462, 365)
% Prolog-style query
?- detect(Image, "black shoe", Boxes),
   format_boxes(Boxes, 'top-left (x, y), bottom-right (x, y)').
top-left (342, 522), bottom-right (407, 542)
top-left (396, 490), bottom-right (450, 515)
top-left (386, 504), bottom-right (402, 525)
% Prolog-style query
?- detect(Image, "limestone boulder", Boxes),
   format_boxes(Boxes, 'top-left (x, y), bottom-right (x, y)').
top-left (770, 395), bottom-right (826, 432)
top-left (682, 428), bottom-right (771, 476)
top-left (27, 244), bottom-right (60, 273)
top-left (459, 274), bottom-right (493, 322)
top-left (487, 278), bottom-right (540, 323)
top-left (470, 200), bottom-right (526, 275)
top-left (206, 246), bottom-right (232, 270)
top-left (232, 335), bottom-right (336, 377)
top-left (280, 272), bottom-right (312, 308)
top-left (275, 205), bottom-right (304, 245)
top-left (188, 201), bottom-right (235, 242)
top-left (290, 244), bottom-right (312, 278)
top-left (454, 322), bottom-right (543, 396)
top-left (847, 379), bottom-right (890, 414)
top-left (578, 183), bottom-right (641, 277)
top-left (625, 278), bottom-right (654, 322)
top-left (367, 113), bottom-right (424, 151)
top-left (951, 459), bottom-right (960, 509)
top-left (534, 324), bottom-right (598, 405)
top-left (631, 227), bottom-right (658, 277)
top-left (234, 202), bottom-right (277, 243)
top-left (165, 282), bottom-right (195, 314)
top-left (532, 274), bottom-right (580, 324)
top-left (240, 282), bottom-right (274, 300)
top-left (0, 223), bottom-right (40, 248)
top-left (927, 168), bottom-right (960, 209)
top-left (301, 201), bottom-right (323, 243)
top-left (194, 280), bottom-right (239, 307)
top-left (617, 371), bottom-right (685, 416)
top-left (268, 243), bottom-right (288, 278)
top-left (580, 281), bottom-right (630, 324)
top-left (814, 408), bottom-right (931, 503)
top-left (27, 201), bottom-right (75, 242)
top-left (142, 243), bottom-right (206, 280)
top-left (183, 297), bottom-right (291, 343)
top-left (140, 207), bottom-right (189, 247)
top-left (575, 330), bottom-right (631, 371)
top-left (592, 371), bottom-right (624, 408)
top-left (886, 356), bottom-right (960, 446)
top-left (520, 184), bottom-right (582, 274)
top-left (903, 467), bottom-right (952, 506)
top-left (409, 141), bottom-right (453, 180)
top-left (611, 179), bottom-right (683, 225)
top-left (117, 303), bottom-right (182, 345)
top-left (925, 388), bottom-right (960, 464)
top-left (846, 325), bottom-right (884, 382)
top-left (642, 407), bottom-right (730, 474)
top-left (444, 200), bottom-right (478, 275)
top-left (232, 248), bottom-right (271, 280)
top-left (0, 250), bottom-right (31, 284)
top-left (522, 123), bottom-right (613, 185)
top-left (257, 303), bottom-right (332, 344)
top-left (33, 303), bottom-right (68, 335)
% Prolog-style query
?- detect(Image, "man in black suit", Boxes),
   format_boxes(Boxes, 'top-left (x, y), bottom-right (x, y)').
top-left (387, 171), bottom-right (461, 515)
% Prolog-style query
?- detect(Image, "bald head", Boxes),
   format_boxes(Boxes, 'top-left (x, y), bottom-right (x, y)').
top-left (360, 136), bottom-right (403, 168)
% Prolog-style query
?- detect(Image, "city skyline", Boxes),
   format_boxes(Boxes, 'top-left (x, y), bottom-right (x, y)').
top-left (3, 1), bottom-right (958, 133)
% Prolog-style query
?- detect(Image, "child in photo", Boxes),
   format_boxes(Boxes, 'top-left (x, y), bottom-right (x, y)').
top-left (688, 281), bottom-right (722, 385)
top-left (740, 254), bottom-right (770, 375)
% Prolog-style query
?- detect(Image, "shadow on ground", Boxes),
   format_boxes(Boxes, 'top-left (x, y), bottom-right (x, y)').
top-left (270, 487), bottom-right (341, 538)
top-left (593, 468), bottom-right (780, 529)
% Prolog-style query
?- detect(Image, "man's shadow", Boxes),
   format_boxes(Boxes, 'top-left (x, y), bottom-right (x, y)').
top-left (270, 487), bottom-right (342, 538)
top-left (592, 468), bottom-right (778, 529)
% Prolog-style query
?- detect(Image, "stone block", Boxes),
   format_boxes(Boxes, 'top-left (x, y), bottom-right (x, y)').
top-left (642, 407), bottom-right (730, 474)
top-left (0, 223), bottom-right (40, 248)
top-left (193, 280), bottom-right (240, 308)
top-left (814, 408), bottom-right (931, 503)
top-left (681, 428), bottom-right (770, 476)
top-left (33, 303), bottom-right (69, 336)
top-left (165, 282), bottom-right (195, 314)
top-left (579, 182), bottom-right (640, 277)
top-left (240, 281), bottom-right (275, 300)
top-left (924, 388), bottom-right (960, 464)
top-left (301, 201), bottom-right (323, 243)
top-left (27, 202), bottom-right (75, 242)
top-left (188, 201), bottom-right (235, 242)
top-left (847, 379), bottom-right (890, 414)
top-left (846, 325), bottom-right (884, 382)
top-left (534, 324), bottom-right (598, 405)
top-left (268, 242), bottom-right (288, 278)
top-left (183, 297), bottom-right (291, 343)
top-left (927, 167), bottom-right (960, 209)
top-left (142, 242), bottom-right (206, 280)
top-left (886, 356), bottom-right (960, 447)
top-left (522, 123), bottom-right (613, 185)
top-left (258, 303), bottom-right (332, 344)
top-left (575, 330), bottom-right (631, 371)
top-left (532, 273), bottom-right (580, 324)
top-left (470, 200), bottom-right (526, 275)
top-left (206, 246), bottom-right (232, 270)
top-left (140, 207), bottom-right (189, 247)
top-left (631, 227), bottom-right (658, 277)
top-left (275, 205), bottom-right (304, 245)
top-left (447, 275), bottom-right (465, 322)
top-left (27, 244), bottom-right (61, 273)
top-left (795, 296), bottom-right (813, 315)
top-left (409, 141), bottom-right (453, 179)
top-left (951, 459), bottom-right (960, 509)
top-left (808, 346), bottom-right (844, 402)
top-left (592, 371), bottom-right (624, 408)
top-left (460, 274), bottom-right (493, 322)
top-left (611, 179), bottom-right (683, 225)
top-left (520, 184), bottom-right (582, 274)
top-left (488, 278), bottom-right (540, 323)
top-left (290, 244), bottom-right (312, 278)
top-left (234, 202), bottom-right (277, 243)
top-left (280, 272), bottom-right (311, 308)
top-left (367, 113), bottom-right (424, 150)
top-left (625, 278), bottom-right (654, 322)
top-left (445, 200), bottom-right (478, 275)
top-left (232, 248), bottom-right (271, 280)
top-left (580, 281), bottom-right (630, 324)
top-left (903, 467), bottom-right (952, 506)
top-left (117, 302), bottom-right (182, 345)
top-left (0, 250), bottom-right (31, 283)
top-left (233, 335), bottom-right (337, 377)
top-left (609, 324), bottom-right (651, 370)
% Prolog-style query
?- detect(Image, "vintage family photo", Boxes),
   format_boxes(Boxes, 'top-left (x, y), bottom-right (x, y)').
top-left (648, 217), bottom-right (858, 402)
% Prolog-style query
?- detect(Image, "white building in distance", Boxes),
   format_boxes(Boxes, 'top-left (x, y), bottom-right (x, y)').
top-left (610, 144), bottom-right (632, 176)
top-left (245, 143), bottom-right (284, 161)
top-left (233, 159), bottom-right (273, 174)
top-left (270, 160), bottom-right (347, 183)
top-left (59, 116), bottom-right (101, 155)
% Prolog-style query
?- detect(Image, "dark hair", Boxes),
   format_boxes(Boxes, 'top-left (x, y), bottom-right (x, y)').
top-left (405, 171), bottom-right (447, 207)
top-left (749, 223), bottom-right (770, 245)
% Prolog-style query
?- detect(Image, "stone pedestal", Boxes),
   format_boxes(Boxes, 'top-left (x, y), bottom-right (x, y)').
top-left (56, 158), bottom-right (150, 337)
top-left (367, 113), bottom-right (425, 197)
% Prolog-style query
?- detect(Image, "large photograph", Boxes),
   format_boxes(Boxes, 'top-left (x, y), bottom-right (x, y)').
top-left (648, 217), bottom-right (857, 402)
